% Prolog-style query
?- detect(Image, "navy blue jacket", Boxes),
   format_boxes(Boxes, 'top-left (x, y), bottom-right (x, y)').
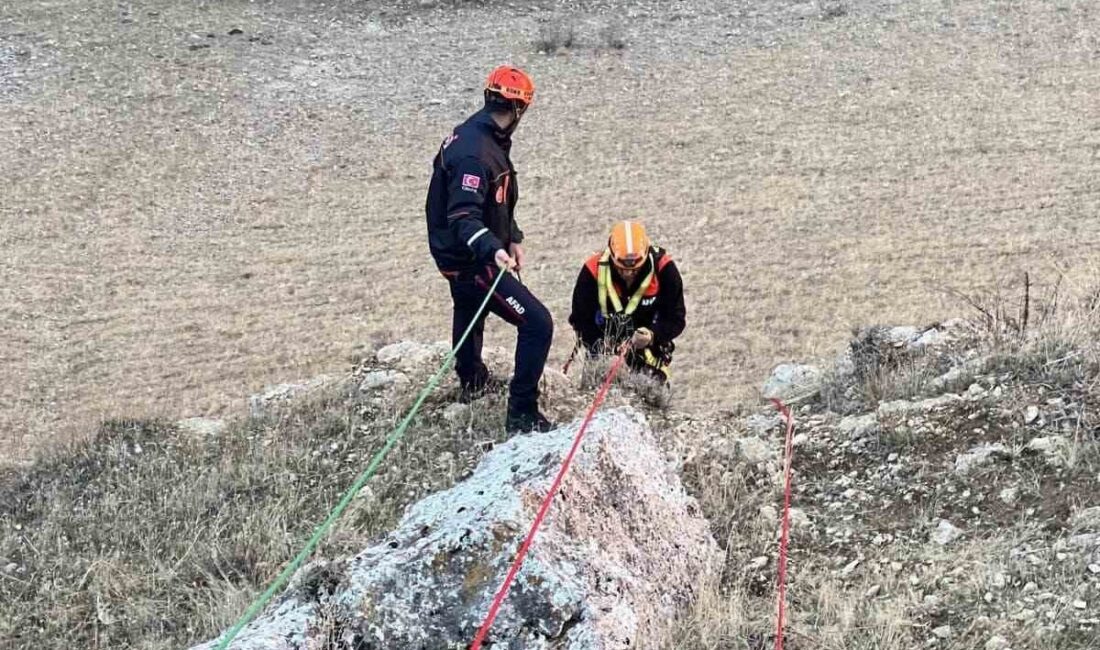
top-left (425, 108), bottom-right (524, 272)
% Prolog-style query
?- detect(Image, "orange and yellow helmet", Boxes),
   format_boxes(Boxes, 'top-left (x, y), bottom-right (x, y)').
top-left (607, 221), bottom-right (651, 270)
top-left (485, 66), bottom-right (535, 108)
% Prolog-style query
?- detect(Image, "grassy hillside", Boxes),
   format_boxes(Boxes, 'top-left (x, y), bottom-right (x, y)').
top-left (3, 282), bottom-right (1098, 648)
top-left (3, 0), bottom-right (1099, 460)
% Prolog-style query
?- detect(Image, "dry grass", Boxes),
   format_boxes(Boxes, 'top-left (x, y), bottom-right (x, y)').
top-left (3, 0), bottom-right (1100, 461)
top-left (0, 377), bottom-right (520, 649)
top-left (660, 278), bottom-right (1100, 650)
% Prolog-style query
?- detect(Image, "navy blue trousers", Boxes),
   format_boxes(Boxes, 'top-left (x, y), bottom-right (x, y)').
top-left (446, 266), bottom-right (553, 413)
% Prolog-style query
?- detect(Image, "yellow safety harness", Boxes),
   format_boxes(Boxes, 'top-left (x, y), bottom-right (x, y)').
top-left (596, 249), bottom-right (655, 318)
top-left (596, 250), bottom-right (670, 380)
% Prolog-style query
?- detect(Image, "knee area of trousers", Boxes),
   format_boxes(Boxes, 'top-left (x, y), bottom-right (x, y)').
top-left (523, 302), bottom-right (553, 339)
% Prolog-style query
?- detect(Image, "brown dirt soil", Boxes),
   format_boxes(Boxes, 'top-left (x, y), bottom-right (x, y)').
top-left (3, 0), bottom-right (1099, 460)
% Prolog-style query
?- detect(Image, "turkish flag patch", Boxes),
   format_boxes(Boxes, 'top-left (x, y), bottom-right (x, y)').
top-left (461, 174), bottom-right (481, 191)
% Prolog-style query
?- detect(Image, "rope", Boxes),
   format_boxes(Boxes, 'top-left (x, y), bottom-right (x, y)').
top-left (470, 345), bottom-right (629, 650)
top-left (214, 268), bottom-right (509, 650)
top-left (770, 398), bottom-right (797, 650)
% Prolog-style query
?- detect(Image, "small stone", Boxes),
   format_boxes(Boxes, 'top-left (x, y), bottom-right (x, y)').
top-left (737, 437), bottom-right (775, 464)
top-left (360, 369), bottom-right (407, 391)
top-left (1088, 564), bottom-right (1100, 574)
top-left (759, 505), bottom-right (778, 524)
top-left (177, 417), bottom-right (227, 437)
top-left (1025, 436), bottom-right (1071, 467)
top-left (762, 363), bottom-right (822, 401)
top-left (1022, 581), bottom-right (1038, 594)
top-left (932, 519), bottom-right (963, 545)
top-left (792, 433), bottom-right (808, 447)
top-left (747, 556), bottom-right (768, 570)
top-left (1025, 406), bottom-right (1040, 424)
top-left (2, 563), bottom-right (17, 573)
top-left (887, 452), bottom-right (899, 462)
top-left (984, 591), bottom-right (994, 603)
top-left (991, 572), bottom-right (1007, 589)
top-left (1074, 600), bottom-right (1088, 610)
top-left (999, 487), bottom-right (1019, 506)
top-left (955, 443), bottom-right (1009, 475)
top-left (865, 584), bottom-right (882, 598)
top-left (932, 624), bottom-right (953, 639)
top-left (984, 635), bottom-right (1010, 650)
top-left (840, 558), bottom-right (861, 576)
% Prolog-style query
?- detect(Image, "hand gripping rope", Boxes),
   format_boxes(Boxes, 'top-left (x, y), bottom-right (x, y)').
top-left (213, 269), bottom-right (510, 650)
top-left (470, 345), bottom-right (630, 649)
top-left (770, 398), bottom-right (797, 650)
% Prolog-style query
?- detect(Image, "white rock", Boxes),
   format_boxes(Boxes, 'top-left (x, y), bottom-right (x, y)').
top-left (736, 437), bottom-right (775, 464)
top-left (191, 408), bottom-right (720, 650)
top-left (878, 393), bottom-right (961, 417)
top-left (932, 520), bottom-right (963, 545)
top-left (1088, 564), bottom-right (1100, 574)
top-left (761, 363), bottom-right (822, 401)
top-left (955, 443), bottom-right (1010, 475)
top-left (884, 325), bottom-right (921, 346)
top-left (375, 340), bottom-right (450, 370)
top-left (743, 413), bottom-right (782, 436)
top-left (1074, 600), bottom-right (1088, 610)
top-left (932, 624), bottom-right (953, 639)
top-left (999, 487), bottom-right (1019, 506)
top-left (1070, 534), bottom-right (1100, 549)
top-left (913, 327), bottom-right (951, 349)
top-left (865, 584), bottom-right (882, 598)
top-left (249, 376), bottom-right (332, 416)
top-left (1025, 406), bottom-right (1040, 424)
top-left (176, 417), bottom-right (227, 437)
top-left (759, 505), bottom-right (779, 525)
top-left (747, 556), bottom-right (768, 570)
top-left (984, 635), bottom-right (1010, 650)
top-left (991, 572), bottom-right (1007, 589)
top-left (1025, 436), bottom-right (1071, 467)
top-left (358, 369), bottom-right (407, 391)
top-left (837, 413), bottom-right (878, 438)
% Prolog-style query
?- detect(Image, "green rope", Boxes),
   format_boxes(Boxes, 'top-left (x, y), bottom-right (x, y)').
top-left (215, 268), bottom-right (509, 649)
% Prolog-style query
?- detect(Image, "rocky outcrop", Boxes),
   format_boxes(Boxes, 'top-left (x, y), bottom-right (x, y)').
top-left (193, 408), bottom-right (719, 650)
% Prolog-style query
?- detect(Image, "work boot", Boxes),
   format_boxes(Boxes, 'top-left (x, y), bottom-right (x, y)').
top-left (505, 406), bottom-right (556, 434)
top-left (459, 374), bottom-right (509, 404)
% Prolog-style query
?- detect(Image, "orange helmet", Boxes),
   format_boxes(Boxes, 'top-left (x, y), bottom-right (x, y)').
top-left (485, 66), bottom-right (535, 108)
top-left (607, 221), bottom-right (650, 270)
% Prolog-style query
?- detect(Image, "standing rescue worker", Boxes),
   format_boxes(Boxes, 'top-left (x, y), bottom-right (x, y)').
top-left (568, 221), bottom-right (685, 389)
top-left (425, 66), bottom-right (555, 434)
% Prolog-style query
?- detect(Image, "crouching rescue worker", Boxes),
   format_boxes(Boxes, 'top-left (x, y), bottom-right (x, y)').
top-left (425, 65), bottom-right (555, 434)
top-left (568, 221), bottom-right (685, 398)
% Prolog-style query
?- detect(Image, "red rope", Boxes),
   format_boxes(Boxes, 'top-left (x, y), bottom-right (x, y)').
top-left (770, 398), bottom-right (797, 650)
top-left (470, 349), bottom-right (629, 649)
